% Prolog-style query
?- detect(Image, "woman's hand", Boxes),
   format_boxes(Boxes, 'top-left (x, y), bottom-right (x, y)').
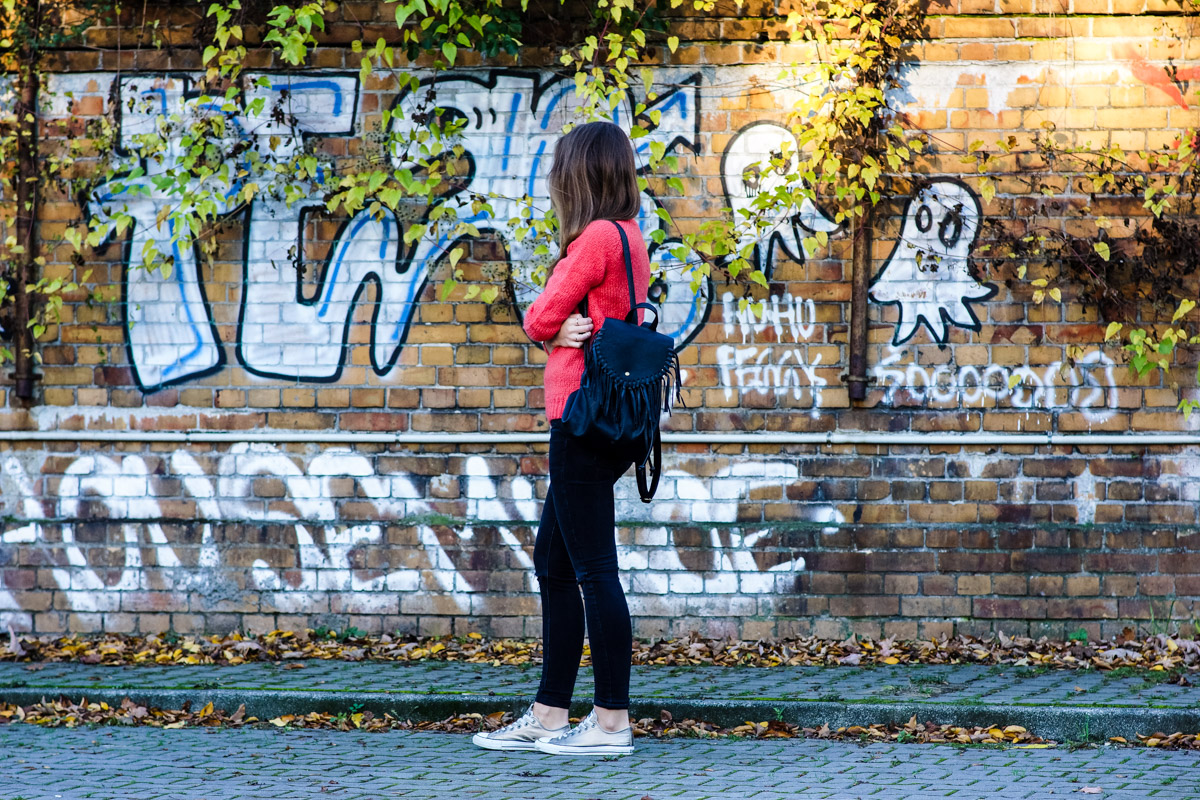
top-left (546, 313), bottom-right (594, 352)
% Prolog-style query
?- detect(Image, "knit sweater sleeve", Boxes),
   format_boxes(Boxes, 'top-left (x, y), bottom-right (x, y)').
top-left (522, 223), bottom-right (608, 343)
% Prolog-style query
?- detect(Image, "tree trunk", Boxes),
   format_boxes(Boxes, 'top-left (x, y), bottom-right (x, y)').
top-left (11, 39), bottom-right (39, 401)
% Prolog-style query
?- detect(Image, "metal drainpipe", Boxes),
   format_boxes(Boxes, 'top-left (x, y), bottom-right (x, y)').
top-left (846, 211), bottom-right (872, 401)
top-left (1, 430), bottom-right (1199, 447)
top-left (11, 42), bottom-right (39, 401)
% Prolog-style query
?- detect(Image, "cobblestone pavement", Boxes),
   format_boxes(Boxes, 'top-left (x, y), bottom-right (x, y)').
top-left (3, 660), bottom-right (1194, 709)
top-left (4, 725), bottom-right (1199, 800)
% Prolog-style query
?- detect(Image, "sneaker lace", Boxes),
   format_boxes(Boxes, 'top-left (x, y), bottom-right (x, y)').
top-left (555, 711), bottom-right (596, 740)
top-left (496, 708), bottom-right (538, 735)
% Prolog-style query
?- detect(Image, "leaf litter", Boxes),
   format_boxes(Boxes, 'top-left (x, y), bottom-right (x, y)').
top-left (1, 699), bottom-right (1198, 750)
top-left (2, 628), bottom-right (1196, 674)
top-left (5, 628), bottom-right (1198, 749)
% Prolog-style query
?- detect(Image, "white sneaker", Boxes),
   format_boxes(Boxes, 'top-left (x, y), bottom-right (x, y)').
top-left (472, 705), bottom-right (570, 751)
top-left (533, 710), bottom-right (635, 756)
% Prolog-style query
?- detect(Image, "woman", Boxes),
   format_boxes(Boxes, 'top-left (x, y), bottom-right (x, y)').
top-left (472, 121), bottom-right (650, 756)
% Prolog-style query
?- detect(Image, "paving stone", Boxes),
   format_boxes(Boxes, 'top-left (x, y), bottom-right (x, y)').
top-left (3, 661), bottom-right (1196, 709)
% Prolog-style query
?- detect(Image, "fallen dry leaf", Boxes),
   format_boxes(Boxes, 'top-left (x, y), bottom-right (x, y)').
top-left (6, 624), bottom-right (26, 658)
top-left (1080, 788), bottom-right (1103, 794)
top-left (3, 629), bottom-right (1198, 673)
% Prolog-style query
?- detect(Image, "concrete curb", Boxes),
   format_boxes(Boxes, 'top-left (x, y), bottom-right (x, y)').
top-left (3, 686), bottom-right (1195, 743)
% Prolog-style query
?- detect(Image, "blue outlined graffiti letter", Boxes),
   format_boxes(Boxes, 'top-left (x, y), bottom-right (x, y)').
top-left (89, 75), bottom-right (226, 392)
top-left (234, 75), bottom-right (417, 381)
top-left (387, 70), bottom-right (710, 349)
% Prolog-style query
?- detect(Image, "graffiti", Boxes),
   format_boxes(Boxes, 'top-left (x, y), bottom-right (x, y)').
top-left (89, 75), bottom-right (228, 391)
top-left (234, 76), bottom-right (424, 382)
top-left (0, 448), bottom-right (833, 625)
top-left (715, 291), bottom-right (825, 413)
top-left (896, 62), bottom-right (1037, 117)
top-left (85, 69), bottom-right (875, 388)
top-left (716, 346), bottom-right (826, 410)
top-left (91, 73), bottom-right (403, 388)
top-left (722, 290), bottom-right (819, 345)
top-left (88, 70), bottom-right (745, 389)
top-left (869, 180), bottom-right (997, 346)
top-left (389, 70), bottom-right (713, 349)
top-left (873, 345), bottom-right (1119, 421)
top-left (1119, 44), bottom-right (1200, 110)
top-left (720, 121), bottom-right (838, 278)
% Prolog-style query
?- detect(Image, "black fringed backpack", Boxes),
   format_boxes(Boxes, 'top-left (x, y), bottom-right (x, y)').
top-left (560, 220), bottom-right (682, 502)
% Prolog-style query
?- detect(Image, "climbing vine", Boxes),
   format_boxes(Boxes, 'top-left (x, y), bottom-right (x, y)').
top-left (10, 0), bottom-right (949, 406)
top-left (719, 0), bottom-right (929, 315)
top-left (967, 115), bottom-right (1200, 415)
top-left (0, 0), bottom-right (118, 391)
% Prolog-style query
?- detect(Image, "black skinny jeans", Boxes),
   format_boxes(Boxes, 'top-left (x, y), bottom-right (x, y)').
top-left (532, 420), bottom-right (633, 710)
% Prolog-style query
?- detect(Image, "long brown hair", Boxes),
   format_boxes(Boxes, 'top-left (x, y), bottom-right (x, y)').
top-left (547, 121), bottom-right (641, 274)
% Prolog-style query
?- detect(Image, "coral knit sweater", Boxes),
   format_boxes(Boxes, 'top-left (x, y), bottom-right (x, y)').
top-left (523, 218), bottom-right (651, 421)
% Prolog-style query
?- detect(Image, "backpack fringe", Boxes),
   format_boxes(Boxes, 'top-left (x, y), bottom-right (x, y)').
top-left (587, 348), bottom-right (684, 420)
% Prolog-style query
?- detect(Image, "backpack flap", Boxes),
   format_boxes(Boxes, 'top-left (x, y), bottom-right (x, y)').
top-left (591, 318), bottom-right (674, 387)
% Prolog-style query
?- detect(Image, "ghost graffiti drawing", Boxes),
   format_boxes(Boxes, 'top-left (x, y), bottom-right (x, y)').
top-left (720, 121), bottom-right (838, 278)
top-left (869, 180), bottom-right (997, 345)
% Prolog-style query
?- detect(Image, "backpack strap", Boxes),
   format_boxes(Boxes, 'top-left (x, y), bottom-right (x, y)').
top-left (577, 220), bottom-right (637, 322)
top-left (636, 427), bottom-right (661, 503)
top-left (609, 220), bottom-right (638, 324)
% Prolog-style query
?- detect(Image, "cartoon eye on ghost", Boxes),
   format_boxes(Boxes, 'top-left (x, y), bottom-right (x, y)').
top-left (869, 180), bottom-right (997, 346)
top-left (720, 122), bottom-right (839, 277)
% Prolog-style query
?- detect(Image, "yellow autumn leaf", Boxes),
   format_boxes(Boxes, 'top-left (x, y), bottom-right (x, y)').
top-left (199, 702), bottom-right (213, 717)
top-left (883, 657), bottom-right (899, 665)
top-left (163, 721), bottom-right (186, 729)
top-left (1172, 298), bottom-right (1196, 323)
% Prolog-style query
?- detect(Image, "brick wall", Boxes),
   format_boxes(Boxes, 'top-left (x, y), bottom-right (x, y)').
top-left (3, 0), bottom-right (1200, 638)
